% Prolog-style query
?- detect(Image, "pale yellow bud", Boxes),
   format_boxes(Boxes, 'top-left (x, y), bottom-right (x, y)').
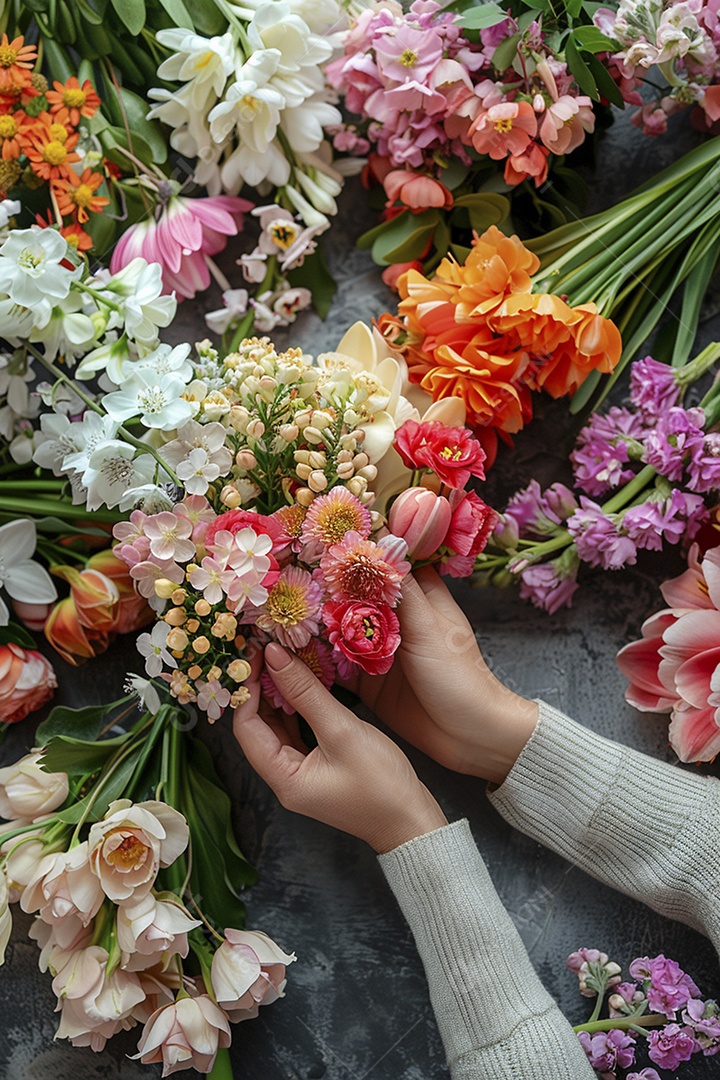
top-left (230, 687), bottom-right (251, 708)
top-left (235, 449), bottom-right (258, 470)
top-left (211, 613), bottom-right (237, 640)
top-left (304, 426), bottom-right (325, 444)
top-left (296, 487), bottom-right (315, 507)
top-left (308, 451), bottom-right (327, 469)
top-left (171, 588), bottom-right (187, 606)
top-left (308, 470), bottom-right (328, 492)
top-left (154, 578), bottom-right (178, 600)
top-left (346, 476), bottom-right (367, 497)
top-left (166, 628), bottom-right (189, 651)
top-left (246, 419), bottom-right (265, 440)
top-left (193, 636), bottom-right (211, 655)
top-left (228, 406), bottom-right (250, 433)
top-left (207, 665), bottom-right (222, 682)
top-left (165, 607), bottom-right (187, 627)
top-left (353, 452), bottom-right (369, 469)
top-left (336, 449), bottom-right (353, 463)
top-left (195, 599), bottom-right (211, 617)
top-left (227, 658), bottom-right (252, 682)
top-left (220, 484), bottom-right (243, 509)
top-left (336, 462), bottom-right (354, 480)
top-left (356, 464), bottom-right (378, 482)
top-left (188, 664), bottom-right (203, 680)
top-left (295, 462), bottom-right (312, 481)
top-left (279, 424), bottom-right (299, 442)
top-left (186, 618), bottom-right (200, 634)
top-left (311, 410), bottom-right (334, 430)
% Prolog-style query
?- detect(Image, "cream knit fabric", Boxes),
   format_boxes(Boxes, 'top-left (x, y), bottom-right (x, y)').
top-left (378, 820), bottom-right (596, 1079)
top-left (488, 700), bottom-right (720, 955)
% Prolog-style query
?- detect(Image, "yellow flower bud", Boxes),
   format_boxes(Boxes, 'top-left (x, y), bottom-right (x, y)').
top-left (308, 451), bottom-right (327, 469)
top-left (185, 618), bottom-right (200, 634)
top-left (220, 484), bottom-right (243, 509)
top-left (154, 578), bottom-right (178, 599)
top-left (230, 687), bottom-right (251, 708)
top-left (235, 449), bottom-right (258, 470)
top-left (296, 487), bottom-right (315, 507)
top-left (171, 588), bottom-right (187, 606)
top-left (308, 470), bottom-right (328, 493)
top-left (303, 426), bottom-right (325, 444)
top-left (227, 658), bottom-right (252, 682)
top-left (166, 628), bottom-right (189, 651)
top-left (295, 463), bottom-right (312, 481)
top-left (188, 664), bottom-right (203, 680)
top-left (165, 607), bottom-right (187, 627)
top-left (207, 665), bottom-right (222, 681)
top-left (193, 636), bottom-right (211, 655)
top-left (194, 599), bottom-right (211, 617)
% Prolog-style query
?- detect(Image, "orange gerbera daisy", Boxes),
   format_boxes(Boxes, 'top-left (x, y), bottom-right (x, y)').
top-left (0, 35), bottom-right (37, 93)
top-left (26, 125), bottom-right (80, 181)
top-left (53, 168), bottom-right (109, 223)
top-left (46, 77), bottom-right (101, 127)
top-left (0, 109), bottom-right (34, 160)
top-left (60, 222), bottom-right (93, 252)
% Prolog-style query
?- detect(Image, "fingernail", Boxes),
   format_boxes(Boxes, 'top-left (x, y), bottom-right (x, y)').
top-left (265, 642), bottom-right (292, 670)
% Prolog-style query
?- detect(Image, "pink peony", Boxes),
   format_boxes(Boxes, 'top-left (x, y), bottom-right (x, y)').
top-left (323, 599), bottom-right (401, 676)
top-left (0, 642), bottom-right (56, 723)
top-left (617, 543), bottom-right (720, 761)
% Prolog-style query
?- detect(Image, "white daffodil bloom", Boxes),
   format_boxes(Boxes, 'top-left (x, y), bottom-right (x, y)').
top-left (82, 442), bottom-right (157, 511)
top-left (0, 228), bottom-right (81, 331)
top-left (103, 371), bottom-right (197, 431)
top-left (155, 29), bottom-right (237, 111)
top-left (0, 519), bottom-right (58, 624)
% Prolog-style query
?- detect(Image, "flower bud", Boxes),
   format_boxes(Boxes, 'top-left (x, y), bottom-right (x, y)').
top-left (193, 636), bottom-right (210, 655)
top-left (227, 658), bottom-right (252, 682)
top-left (246, 419), bottom-right (265, 440)
top-left (389, 488), bottom-right (452, 560)
top-left (352, 452), bottom-right (369, 470)
top-left (308, 470), bottom-right (328, 492)
top-left (194, 599), bottom-right (211, 617)
top-left (0, 751), bottom-right (69, 820)
top-left (51, 565), bottom-right (119, 631)
top-left (185, 618), bottom-right (200, 634)
top-left (356, 464), bottom-right (377, 482)
top-left (164, 607), bottom-right (187, 627)
top-left (303, 426), bottom-right (325, 445)
top-left (166, 628), bottom-right (189, 651)
top-left (171, 589), bottom-right (187, 606)
top-left (155, 578), bottom-right (179, 600)
top-left (336, 462), bottom-right (354, 479)
top-left (295, 463), bottom-right (312, 481)
top-left (346, 476), bottom-right (367, 497)
top-left (296, 488), bottom-right (315, 508)
top-left (279, 424), bottom-right (299, 442)
top-left (533, 93), bottom-right (546, 113)
top-left (308, 451), bottom-right (327, 469)
top-left (235, 450), bottom-right (258, 470)
top-left (220, 484), bottom-right (243, 509)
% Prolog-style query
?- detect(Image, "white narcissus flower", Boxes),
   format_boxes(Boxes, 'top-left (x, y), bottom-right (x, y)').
top-left (122, 342), bottom-right (193, 384)
top-left (0, 227), bottom-right (81, 330)
top-left (101, 259), bottom-right (176, 350)
top-left (61, 412), bottom-right (121, 478)
top-left (81, 442), bottom-right (157, 511)
top-left (117, 891), bottom-right (201, 970)
top-left (211, 928), bottom-right (296, 1014)
top-left (123, 673), bottom-right (162, 715)
top-left (88, 799), bottom-right (189, 904)
top-left (103, 370), bottom-right (197, 430)
top-left (0, 750), bottom-right (68, 820)
top-left (0, 519), bottom-right (58, 624)
top-left (32, 413), bottom-right (85, 476)
top-left (132, 994), bottom-right (231, 1074)
top-left (137, 622), bottom-right (177, 679)
top-left (0, 865), bottom-right (11, 965)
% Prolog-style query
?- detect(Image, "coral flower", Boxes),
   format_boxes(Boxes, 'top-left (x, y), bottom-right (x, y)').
top-left (0, 35), bottom-right (37, 93)
top-left (46, 77), bottom-right (101, 127)
top-left (319, 531), bottom-right (409, 607)
top-left (394, 419), bottom-right (486, 488)
top-left (53, 168), bottom-right (109, 224)
top-left (301, 487), bottom-right (372, 546)
top-left (26, 125), bottom-right (80, 181)
top-left (254, 565), bottom-right (324, 649)
top-left (110, 193), bottom-right (253, 300)
top-left (468, 101), bottom-right (537, 160)
top-left (59, 222), bottom-right (93, 252)
top-left (383, 169), bottom-right (453, 211)
top-left (539, 95), bottom-right (595, 156)
top-left (323, 599), bottom-right (401, 676)
top-left (503, 141), bottom-right (550, 187)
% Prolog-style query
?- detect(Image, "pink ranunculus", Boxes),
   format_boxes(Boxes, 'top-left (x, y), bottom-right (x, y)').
top-left (394, 420), bottom-right (486, 488)
top-left (132, 994), bottom-right (231, 1075)
top-left (211, 928), bottom-right (296, 1016)
top-left (87, 799), bottom-right (189, 904)
top-left (0, 642), bottom-right (57, 723)
top-left (539, 95), bottom-right (595, 154)
top-left (110, 194), bottom-right (253, 301)
top-left (388, 488), bottom-right (452, 560)
top-left (323, 599), bottom-right (401, 676)
top-left (617, 543), bottom-right (720, 761)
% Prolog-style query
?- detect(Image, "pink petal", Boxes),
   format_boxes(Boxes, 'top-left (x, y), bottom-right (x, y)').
top-left (616, 635), bottom-right (675, 711)
top-left (669, 701), bottom-right (720, 762)
top-left (673, 646), bottom-right (720, 708)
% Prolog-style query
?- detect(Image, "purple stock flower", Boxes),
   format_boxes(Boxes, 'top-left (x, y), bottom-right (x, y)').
top-left (567, 498), bottom-right (637, 570)
top-left (504, 481), bottom-right (577, 540)
top-left (566, 947), bottom-right (622, 997)
top-left (626, 1071), bottom-right (662, 1080)
top-left (647, 1023), bottom-right (699, 1068)
top-left (629, 954), bottom-right (700, 1018)
top-left (578, 1029), bottom-right (636, 1073)
top-left (572, 407), bottom-right (645, 497)
top-left (630, 355), bottom-right (682, 420)
top-left (683, 998), bottom-right (720, 1055)
top-left (687, 431), bottom-right (720, 492)
top-left (519, 561), bottom-right (579, 614)
top-left (642, 406), bottom-right (706, 482)
top-left (623, 491), bottom-right (706, 551)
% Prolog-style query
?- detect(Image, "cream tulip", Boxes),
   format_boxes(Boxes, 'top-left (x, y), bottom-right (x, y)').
top-left (0, 750), bottom-right (69, 820)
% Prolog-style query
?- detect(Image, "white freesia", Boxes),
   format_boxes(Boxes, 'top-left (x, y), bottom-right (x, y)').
top-left (0, 198), bottom-right (21, 230)
top-left (100, 259), bottom-right (176, 350)
top-left (205, 287), bottom-right (249, 334)
top-left (123, 674), bottom-right (162, 714)
top-left (0, 519), bottom-right (58, 625)
top-left (137, 622), bottom-right (177, 679)
top-left (122, 342), bottom-right (193, 384)
top-left (88, 799), bottom-right (189, 904)
top-left (81, 442), bottom-right (157, 511)
top-left (0, 751), bottom-right (68, 820)
top-left (116, 891), bottom-right (201, 970)
top-left (61, 412), bottom-right (120, 477)
top-left (154, 29), bottom-right (237, 109)
top-left (0, 228), bottom-right (81, 330)
top-left (209, 56), bottom-right (285, 149)
top-left (32, 413), bottom-right (85, 476)
top-left (0, 866), bottom-right (11, 966)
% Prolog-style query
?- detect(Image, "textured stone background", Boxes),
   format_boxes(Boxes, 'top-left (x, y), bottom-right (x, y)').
top-left (1, 106), bottom-right (719, 1079)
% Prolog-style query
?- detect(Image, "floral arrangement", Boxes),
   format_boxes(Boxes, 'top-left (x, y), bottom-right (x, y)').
top-left (617, 539), bottom-right (720, 762)
top-left (568, 947), bottom-right (719, 1076)
top-left (473, 344), bottom-right (720, 613)
top-left (377, 225), bottom-right (622, 464)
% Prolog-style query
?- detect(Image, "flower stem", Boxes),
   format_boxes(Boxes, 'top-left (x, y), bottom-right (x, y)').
top-left (207, 1048), bottom-right (234, 1080)
top-left (227, 310), bottom-right (256, 355)
top-left (573, 1013), bottom-right (666, 1034)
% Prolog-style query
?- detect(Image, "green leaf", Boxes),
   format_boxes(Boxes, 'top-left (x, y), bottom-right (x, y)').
top-left (39, 733), bottom-right (128, 775)
top-left (183, 0), bottom-right (226, 34)
top-left (157, 0), bottom-right (195, 27)
top-left (570, 26), bottom-right (620, 53)
top-left (356, 216), bottom-right (399, 251)
top-left (565, 36), bottom-right (599, 100)
top-left (0, 623), bottom-right (36, 649)
top-left (54, 747), bottom-right (143, 823)
top-left (110, 0), bottom-right (145, 34)
top-left (371, 209), bottom-right (439, 266)
top-left (585, 52), bottom-right (624, 107)
top-left (186, 739), bottom-right (256, 883)
top-left (287, 243), bottom-right (337, 320)
top-left (36, 703), bottom-right (114, 747)
top-left (452, 192), bottom-right (511, 233)
top-left (459, 3), bottom-right (507, 29)
top-left (108, 88), bottom-right (168, 163)
top-left (492, 31), bottom-right (521, 71)
top-left (42, 38), bottom-right (75, 83)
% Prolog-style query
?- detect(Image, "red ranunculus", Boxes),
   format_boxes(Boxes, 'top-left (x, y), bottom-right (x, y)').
top-left (394, 420), bottom-right (486, 488)
top-left (322, 600), bottom-right (401, 676)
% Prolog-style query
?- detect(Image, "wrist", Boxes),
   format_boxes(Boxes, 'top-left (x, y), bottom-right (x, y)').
top-left (367, 784), bottom-right (448, 855)
top-left (463, 692), bottom-right (539, 785)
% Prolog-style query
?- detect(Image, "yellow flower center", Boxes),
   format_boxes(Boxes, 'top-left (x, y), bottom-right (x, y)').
top-left (0, 115), bottom-right (17, 139)
top-left (63, 87), bottom-right (86, 108)
top-left (315, 504), bottom-right (364, 543)
top-left (63, 231), bottom-right (80, 249)
top-left (0, 45), bottom-right (18, 68)
top-left (269, 222), bottom-right (299, 250)
top-left (400, 49), bottom-right (418, 67)
top-left (43, 140), bottom-right (67, 165)
top-left (48, 122), bottom-right (68, 143)
top-left (493, 117), bottom-right (514, 134)
top-left (363, 616), bottom-right (376, 639)
top-left (106, 832), bottom-right (148, 868)
top-left (439, 444), bottom-right (463, 461)
top-left (266, 581), bottom-right (310, 626)
top-left (73, 183), bottom-right (94, 208)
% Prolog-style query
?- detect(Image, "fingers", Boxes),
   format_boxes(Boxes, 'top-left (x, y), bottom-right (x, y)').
top-left (413, 566), bottom-right (462, 620)
top-left (264, 642), bottom-right (354, 746)
top-left (233, 704), bottom-right (306, 793)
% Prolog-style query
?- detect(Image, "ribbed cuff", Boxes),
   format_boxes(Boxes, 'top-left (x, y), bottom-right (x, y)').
top-left (379, 820), bottom-right (595, 1077)
top-left (488, 701), bottom-right (720, 947)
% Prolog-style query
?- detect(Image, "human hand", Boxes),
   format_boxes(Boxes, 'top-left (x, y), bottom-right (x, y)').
top-left (339, 568), bottom-right (538, 785)
top-left (233, 642), bottom-right (447, 854)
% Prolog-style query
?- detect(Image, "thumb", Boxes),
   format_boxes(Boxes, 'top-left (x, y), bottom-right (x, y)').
top-left (264, 643), bottom-right (354, 746)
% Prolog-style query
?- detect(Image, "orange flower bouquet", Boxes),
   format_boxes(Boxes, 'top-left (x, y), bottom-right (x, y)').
top-left (378, 226), bottom-right (622, 465)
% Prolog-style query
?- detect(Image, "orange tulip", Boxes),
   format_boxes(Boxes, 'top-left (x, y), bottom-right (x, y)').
top-left (51, 565), bottom-right (119, 631)
top-left (86, 549), bottom-right (154, 633)
top-left (44, 597), bottom-right (111, 666)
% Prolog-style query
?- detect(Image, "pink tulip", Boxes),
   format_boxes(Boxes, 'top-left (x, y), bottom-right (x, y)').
top-left (133, 994), bottom-right (231, 1075)
top-left (388, 488), bottom-right (452, 560)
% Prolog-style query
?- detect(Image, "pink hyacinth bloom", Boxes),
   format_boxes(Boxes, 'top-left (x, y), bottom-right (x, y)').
top-left (617, 543), bottom-right (720, 761)
top-left (110, 195), bottom-right (253, 301)
top-left (539, 95), bottom-right (595, 154)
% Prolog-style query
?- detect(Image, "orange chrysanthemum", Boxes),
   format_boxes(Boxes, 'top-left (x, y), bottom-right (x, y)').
top-left (46, 77), bottom-right (100, 127)
top-left (0, 35), bottom-right (37, 93)
top-left (26, 125), bottom-right (80, 180)
top-left (53, 168), bottom-right (109, 223)
top-left (0, 108), bottom-right (34, 160)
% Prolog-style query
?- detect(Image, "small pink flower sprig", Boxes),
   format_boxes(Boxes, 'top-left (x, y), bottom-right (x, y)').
top-left (568, 947), bottom-right (720, 1077)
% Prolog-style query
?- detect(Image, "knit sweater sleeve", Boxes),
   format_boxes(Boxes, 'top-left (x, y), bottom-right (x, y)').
top-left (378, 819), bottom-right (595, 1080)
top-left (488, 700), bottom-right (720, 955)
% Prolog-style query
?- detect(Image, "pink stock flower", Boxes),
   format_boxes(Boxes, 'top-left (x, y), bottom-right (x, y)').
top-left (319, 532), bottom-right (410, 607)
top-left (617, 543), bottom-right (720, 761)
top-left (468, 100), bottom-right (537, 160)
top-left (110, 195), bottom-right (253, 301)
top-left (323, 599), bottom-right (401, 676)
top-left (389, 488), bottom-right (452, 560)
top-left (539, 95), bottom-right (595, 154)
top-left (132, 994), bottom-right (231, 1075)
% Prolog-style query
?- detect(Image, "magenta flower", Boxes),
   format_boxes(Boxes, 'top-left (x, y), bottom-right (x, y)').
top-left (683, 998), bottom-right (720, 1054)
top-left (627, 1071), bottom-right (662, 1080)
top-left (319, 532), bottom-right (409, 607)
top-left (629, 954), bottom-right (700, 1018)
top-left (630, 355), bottom-right (681, 420)
top-left (519, 558), bottom-right (579, 615)
top-left (110, 194), bottom-right (253, 301)
top-left (504, 480), bottom-right (566, 538)
top-left (623, 491), bottom-right (706, 551)
top-left (647, 1023), bottom-right (699, 1068)
top-left (577, 1028), bottom-right (636, 1072)
top-left (686, 432), bottom-right (720, 492)
top-left (643, 406), bottom-right (706, 482)
top-left (567, 498), bottom-right (637, 570)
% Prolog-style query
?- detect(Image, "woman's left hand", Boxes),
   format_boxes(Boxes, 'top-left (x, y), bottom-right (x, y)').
top-left (233, 642), bottom-right (447, 854)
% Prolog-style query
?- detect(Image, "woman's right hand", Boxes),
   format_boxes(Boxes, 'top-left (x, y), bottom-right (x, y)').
top-left (341, 568), bottom-right (538, 785)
